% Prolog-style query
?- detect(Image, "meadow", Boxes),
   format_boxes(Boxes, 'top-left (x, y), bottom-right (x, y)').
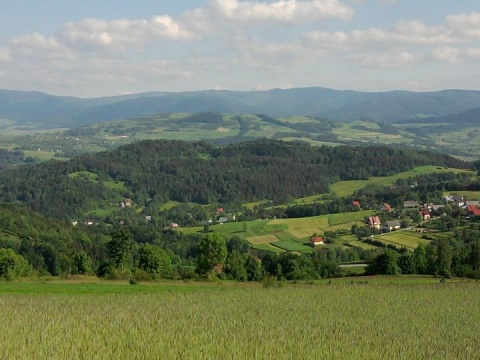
top-left (373, 231), bottom-right (430, 250)
top-left (182, 210), bottom-right (374, 253)
top-left (0, 279), bottom-right (478, 359)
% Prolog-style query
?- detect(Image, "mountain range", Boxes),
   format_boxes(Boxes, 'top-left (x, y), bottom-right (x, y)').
top-left (2, 87), bottom-right (480, 129)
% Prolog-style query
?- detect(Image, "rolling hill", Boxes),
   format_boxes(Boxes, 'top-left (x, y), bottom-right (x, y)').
top-left (2, 87), bottom-right (480, 129)
top-left (0, 139), bottom-right (470, 221)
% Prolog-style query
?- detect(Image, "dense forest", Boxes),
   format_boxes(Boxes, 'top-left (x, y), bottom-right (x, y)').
top-left (0, 139), bottom-right (469, 221)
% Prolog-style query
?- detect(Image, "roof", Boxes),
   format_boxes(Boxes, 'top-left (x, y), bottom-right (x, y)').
top-left (466, 201), bottom-right (480, 207)
top-left (466, 205), bottom-right (480, 216)
top-left (310, 236), bottom-right (324, 244)
top-left (368, 216), bottom-right (381, 225)
top-left (403, 201), bottom-right (419, 207)
top-left (385, 220), bottom-right (401, 227)
top-left (382, 203), bottom-right (391, 211)
top-left (352, 201), bottom-right (361, 207)
top-left (419, 209), bottom-right (430, 216)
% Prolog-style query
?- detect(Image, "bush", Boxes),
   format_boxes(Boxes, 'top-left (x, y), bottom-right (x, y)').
top-left (0, 249), bottom-right (31, 280)
top-left (262, 276), bottom-right (284, 289)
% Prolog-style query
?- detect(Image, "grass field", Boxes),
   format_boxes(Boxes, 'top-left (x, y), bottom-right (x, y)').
top-left (180, 211), bottom-right (374, 253)
top-left (329, 165), bottom-right (474, 197)
top-left (272, 239), bottom-right (313, 253)
top-left (0, 280), bottom-right (478, 359)
top-left (374, 231), bottom-right (430, 250)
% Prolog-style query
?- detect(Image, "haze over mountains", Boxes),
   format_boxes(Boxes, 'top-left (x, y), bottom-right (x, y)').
top-left (1, 87), bottom-right (480, 129)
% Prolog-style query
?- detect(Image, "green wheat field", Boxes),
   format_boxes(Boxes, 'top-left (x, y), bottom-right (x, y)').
top-left (0, 279), bottom-right (479, 359)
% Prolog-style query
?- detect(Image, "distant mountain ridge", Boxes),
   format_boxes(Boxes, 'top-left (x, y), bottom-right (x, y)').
top-left (1, 87), bottom-right (480, 129)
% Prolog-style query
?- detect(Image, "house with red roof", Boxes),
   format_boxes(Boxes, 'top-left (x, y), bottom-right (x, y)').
top-left (466, 205), bottom-right (480, 217)
top-left (367, 216), bottom-right (382, 229)
top-left (419, 208), bottom-right (431, 221)
top-left (310, 236), bottom-right (324, 246)
top-left (352, 200), bottom-right (361, 208)
top-left (381, 203), bottom-right (392, 212)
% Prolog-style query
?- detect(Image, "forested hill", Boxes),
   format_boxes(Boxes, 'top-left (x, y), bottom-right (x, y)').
top-left (3, 87), bottom-right (480, 128)
top-left (0, 139), bottom-right (470, 221)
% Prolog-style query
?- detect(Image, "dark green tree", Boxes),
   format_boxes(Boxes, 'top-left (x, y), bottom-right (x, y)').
top-left (436, 238), bottom-right (453, 277)
top-left (414, 243), bottom-right (428, 274)
top-left (107, 228), bottom-right (134, 270)
top-left (245, 256), bottom-right (264, 281)
top-left (138, 244), bottom-right (171, 278)
top-left (197, 233), bottom-right (227, 275)
top-left (398, 252), bottom-right (415, 274)
top-left (72, 251), bottom-right (93, 275)
top-left (0, 248), bottom-right (31, 280)
top-left (225, 250), bottom-right (248, 281)
top-left (367, 250), bottom-right (401, 275)
top-left (227, 236), bottom-right (249, 254)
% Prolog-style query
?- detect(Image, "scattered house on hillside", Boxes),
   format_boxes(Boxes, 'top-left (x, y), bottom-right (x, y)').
top-left (465, 200), bottom-right (480, 208)
top-left (380, 203), bottom-right (392, 212)
top-left (444, 194), bottom-right (465, 207)
top-left (431, 204), bottom-right (445, 213)
top-left (72, 221), bottom-right (78, 227)
top-left (145, 216), bottom-right (152, 223)
top-left (217, 207), bottom-right (224, 214)
top-left (218, 217), bottom-right (229, 224)
top-left (170, 222), bottom-right (179, 229)
top-left (466, 205), bottom-right (480, 217)
top-left (121, 198), bottom-right (132, 208)
top-left (383, 220), bottom-right (401, 232)
top-left (352, 200), bottom-right (361, 208)
top-left (403, 200), bottom-right (419, 208)
top-left (84, 220), bottom-right (94, 226)
top-left (368, 216), bottom-right (382, 229)
top-left (310, 236), bottom-right (324, 246)
top-left (419, 208), bottom-right (431, 221)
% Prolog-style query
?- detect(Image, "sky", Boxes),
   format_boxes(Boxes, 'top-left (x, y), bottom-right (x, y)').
top-left (0, 0), bottom-right (479, 97)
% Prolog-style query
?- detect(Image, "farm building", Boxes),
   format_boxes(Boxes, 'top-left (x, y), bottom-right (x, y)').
top-left (368, 216), bottom-right (382, 229)
top-left (381, 203), bottom-right (392, 212)
top-left (466, 205), bottom-right (480, 217)
top-left (419, 209), bottom-right (431, 221)
top-left (403, 200), bottom-right (419, 208)
top-left (383, 220), bottom-right (401, 232)
top-left (310, 236), bottom-right (324, 246)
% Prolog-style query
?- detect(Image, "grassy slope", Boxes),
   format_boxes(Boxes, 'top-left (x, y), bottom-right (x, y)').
top-left (373, 231), bottom-right (430, 250)
top-left (181, 210), bottom-right (374, 253)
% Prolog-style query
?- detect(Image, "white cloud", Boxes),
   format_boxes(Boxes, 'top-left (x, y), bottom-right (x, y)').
top-left (9, 33), bottom-right (77, 61)
top-left (446, 12), bottom-right (480, 39)
top-left (467, 47), bottom-right (480, 59)
top-left (305, 20), bottom-right (460, 50)
top-left (56, 15), bottom-right (196, 51)
top-left (0, 48), bottom-right (11, 62)
top-left (349, 51), bottom-right (416, 69)
top-left (431, 47), bottom-right (462, 64)
top-left (191, 0), bottom-right (354, 26)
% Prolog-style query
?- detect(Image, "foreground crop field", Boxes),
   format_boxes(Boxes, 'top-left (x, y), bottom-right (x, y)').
top-left (0, 280), bottom-right (479, 359)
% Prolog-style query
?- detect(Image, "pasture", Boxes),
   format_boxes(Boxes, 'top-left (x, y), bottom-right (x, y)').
top-left (0, 280), bottom-right (478, 359)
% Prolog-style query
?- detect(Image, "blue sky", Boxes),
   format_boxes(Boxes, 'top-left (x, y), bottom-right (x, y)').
top-left (0, 0), bottom-right (479, 97)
